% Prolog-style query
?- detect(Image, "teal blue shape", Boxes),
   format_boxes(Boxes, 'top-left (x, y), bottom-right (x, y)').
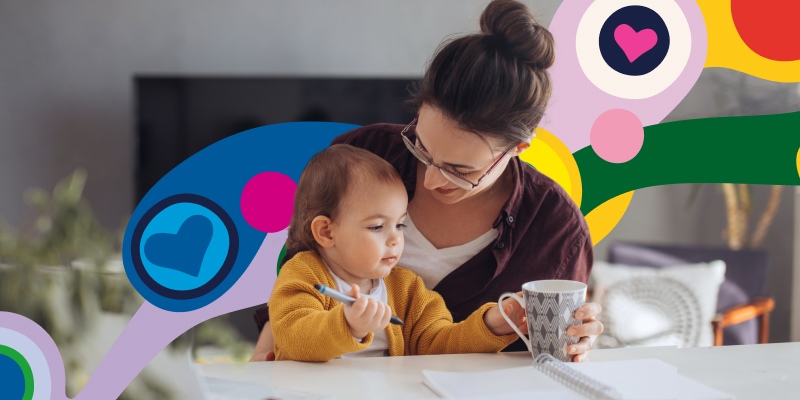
top-left (0, 353), bottom-right (25, 400)
top-left (140, 203), bottom-right (230, 291)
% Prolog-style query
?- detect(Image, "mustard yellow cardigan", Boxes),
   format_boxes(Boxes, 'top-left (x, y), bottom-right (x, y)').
top-left (270, 251), bottom-right (517, 362)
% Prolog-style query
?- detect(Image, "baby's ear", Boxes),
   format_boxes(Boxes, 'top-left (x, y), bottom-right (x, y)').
top-left (311, 216), bottom-right (335, 248)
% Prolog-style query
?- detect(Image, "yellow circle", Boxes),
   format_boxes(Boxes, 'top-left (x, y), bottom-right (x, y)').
top-left (796, 147), bottom-right (800, 178)
top-left (585, 191), bottom-right (635, 246)
top-left (519, 128), bottom-right (582, 207)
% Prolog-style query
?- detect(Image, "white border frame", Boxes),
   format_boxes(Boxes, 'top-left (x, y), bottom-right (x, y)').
top-left (792, 186), bottom-right (800, 341)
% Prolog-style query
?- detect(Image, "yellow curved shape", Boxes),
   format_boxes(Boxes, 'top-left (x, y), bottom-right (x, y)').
top-left (520, 128), bottom-right (582, 207)
top-left (585, 191), bottom-right (635, 246)
top-left (796, 147), bottom-right (800, 178)
top-left (699, 0), bottom-right (800, 82)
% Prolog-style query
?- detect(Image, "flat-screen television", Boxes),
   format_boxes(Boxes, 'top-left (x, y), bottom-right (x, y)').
top-left (134, 77), bottom-right (418, 203)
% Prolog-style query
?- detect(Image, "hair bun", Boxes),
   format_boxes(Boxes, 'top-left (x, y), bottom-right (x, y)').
top-left (479, 0), bottom-right (555, 69)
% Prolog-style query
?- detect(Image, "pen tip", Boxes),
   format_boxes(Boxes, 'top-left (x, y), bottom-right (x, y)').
top-left (313, 284), bottom-right (322, 291)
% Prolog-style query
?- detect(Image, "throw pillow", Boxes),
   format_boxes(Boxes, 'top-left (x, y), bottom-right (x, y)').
top-left (591, 260), bottom-right (726, 348)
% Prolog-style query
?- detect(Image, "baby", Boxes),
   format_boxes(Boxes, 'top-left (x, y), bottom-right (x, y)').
top-left (269, 144), bottom-right (527, 361)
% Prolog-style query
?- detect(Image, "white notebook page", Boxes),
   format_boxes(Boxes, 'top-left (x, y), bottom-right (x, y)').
top-left (422, 358), bottom-right (733, 399)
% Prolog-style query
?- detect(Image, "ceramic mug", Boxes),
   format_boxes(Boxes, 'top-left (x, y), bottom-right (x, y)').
top-left (499, 280), bottom-right (587, 362)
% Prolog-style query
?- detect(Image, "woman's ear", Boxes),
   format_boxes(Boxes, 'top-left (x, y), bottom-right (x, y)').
top-left (311, 215), bottom-right (335, 248)
top-left (512, 141), bottom-right (530, 157)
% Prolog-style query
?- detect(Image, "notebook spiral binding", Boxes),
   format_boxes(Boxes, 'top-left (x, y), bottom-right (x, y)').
top-left (533, 354), bottom-right (623, 400)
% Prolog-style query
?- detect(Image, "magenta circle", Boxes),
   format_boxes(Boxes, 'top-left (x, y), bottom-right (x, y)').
top-left (240, 172), bottom-right (297, 233)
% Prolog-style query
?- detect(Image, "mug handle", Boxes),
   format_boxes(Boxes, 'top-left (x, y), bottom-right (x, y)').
top-left (498, 292), bottom-right (531, 353)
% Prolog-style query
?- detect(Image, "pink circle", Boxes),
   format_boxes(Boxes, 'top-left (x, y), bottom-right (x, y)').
top-left (590, 109), bottom-right (645, 163)
top-left (240, 172), bottom-right (297, 233)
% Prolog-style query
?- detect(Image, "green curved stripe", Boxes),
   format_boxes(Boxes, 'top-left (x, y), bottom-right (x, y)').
top-left (0, 344), bottom-right (35, 400)
top-left (576, 111), bottom-right (800, 215)
top-left (276, 242), bottom-right (287, 276)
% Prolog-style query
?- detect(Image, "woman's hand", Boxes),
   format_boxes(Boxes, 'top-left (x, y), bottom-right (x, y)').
top-left (484, 291), bottom-right (528, 336)
top-left (567, 302), bottom-right (604, 362)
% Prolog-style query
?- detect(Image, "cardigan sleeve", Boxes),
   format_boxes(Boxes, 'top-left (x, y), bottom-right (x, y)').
top-left (398, 270), bottom-right (518, 355)
top-left (270, 260), bottom-right (373, 362)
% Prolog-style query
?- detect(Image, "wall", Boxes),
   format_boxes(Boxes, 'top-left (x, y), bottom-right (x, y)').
top-left (2, 0), bottom-right (559, 229)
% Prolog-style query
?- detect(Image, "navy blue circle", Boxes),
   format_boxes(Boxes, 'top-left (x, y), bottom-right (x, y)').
top-left (131, 194), bottom-right (239, 301)
top-left (599, 5), bottom-right (670, 76)
top-left (0, 354), bottom-right (25, 400)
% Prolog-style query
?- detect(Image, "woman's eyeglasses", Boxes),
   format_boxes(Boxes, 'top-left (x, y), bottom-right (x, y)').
top-left (400, 118), bottom-right (512, 191)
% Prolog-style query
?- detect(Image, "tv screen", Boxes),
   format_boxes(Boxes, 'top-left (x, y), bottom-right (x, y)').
top-left (134, 77), bottom-right (418, 203)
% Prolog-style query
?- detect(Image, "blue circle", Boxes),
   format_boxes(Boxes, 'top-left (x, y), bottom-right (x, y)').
top-left (131, 194), bottom-right (239, 302)
top-left (0, 354), bottom-right (25, 400)
top-left (140, 203), bottom-right (230, 291)
top-left (599, 5), bottom-right (670, 76)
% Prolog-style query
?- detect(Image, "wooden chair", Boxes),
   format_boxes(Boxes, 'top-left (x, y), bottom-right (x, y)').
top-left (711, 297), bottom-right (774, 346)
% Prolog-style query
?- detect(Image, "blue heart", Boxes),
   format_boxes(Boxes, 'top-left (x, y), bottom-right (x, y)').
top-left (144, 215), bottom-right (213, 277)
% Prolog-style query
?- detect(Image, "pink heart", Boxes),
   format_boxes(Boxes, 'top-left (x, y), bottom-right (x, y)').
top-left (614, 24), bottom-right (658, 63)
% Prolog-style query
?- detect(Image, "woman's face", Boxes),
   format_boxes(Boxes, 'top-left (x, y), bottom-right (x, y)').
top-left (413, 104), bottom-right (523, 205)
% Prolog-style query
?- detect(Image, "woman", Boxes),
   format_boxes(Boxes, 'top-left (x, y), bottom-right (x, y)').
top-left (253, 0), bottom-right (603, 361)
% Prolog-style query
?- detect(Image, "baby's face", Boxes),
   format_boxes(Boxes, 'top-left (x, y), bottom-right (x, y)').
top-left (329, 180), bottom-right (408, 280)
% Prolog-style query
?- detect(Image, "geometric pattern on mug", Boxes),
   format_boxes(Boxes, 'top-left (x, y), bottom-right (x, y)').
top-left (526, 290), bottom-right (584, 362)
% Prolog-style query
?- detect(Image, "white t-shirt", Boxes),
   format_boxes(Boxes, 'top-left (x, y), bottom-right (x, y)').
top-left (328, 269), bottom-right (390, 358)
top-left (399, 213), bottom-right (499, 289)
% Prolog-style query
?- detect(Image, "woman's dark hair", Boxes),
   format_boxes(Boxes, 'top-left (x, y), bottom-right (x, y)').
top-left (284, 144), bottom-right (404, 261)
top-left (408, 0), bottom-right (555, 147)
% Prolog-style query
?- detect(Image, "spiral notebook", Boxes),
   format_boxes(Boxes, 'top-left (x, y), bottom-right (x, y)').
top-left (422, 354), bottom-right (733, 400)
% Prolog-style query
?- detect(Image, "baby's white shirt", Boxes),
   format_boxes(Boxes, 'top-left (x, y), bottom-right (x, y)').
top-left (328, 269), bottom-right (390, 358)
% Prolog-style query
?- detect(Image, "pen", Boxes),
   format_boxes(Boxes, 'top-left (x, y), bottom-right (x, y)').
top-left (314, 283), bottom-right (404, 325)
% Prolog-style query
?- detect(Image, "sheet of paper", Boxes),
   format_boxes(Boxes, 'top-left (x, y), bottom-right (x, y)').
top-left (447, 391), bottom-right (587, 400)
top-left (422, 366), bottom-right (582, 399)
top-left (423, 359), bottom-right (734, 400)
top-left (568, 359), bottom-right (733, 400)
top-left (568, 358), bottom-right (678, 399)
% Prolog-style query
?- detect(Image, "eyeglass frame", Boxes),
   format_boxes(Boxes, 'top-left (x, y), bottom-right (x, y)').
top-left (399, 117), bottom-right (514, 190)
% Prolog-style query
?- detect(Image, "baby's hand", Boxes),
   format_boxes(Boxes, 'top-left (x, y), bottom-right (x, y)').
top-left (343, 284), bottom-right (392, 340)
top-left (484, 292), bottom-right (528, 336)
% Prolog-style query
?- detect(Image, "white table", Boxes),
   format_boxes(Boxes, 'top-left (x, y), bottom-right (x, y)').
top-left (199, 342), bottom-right (800, 399)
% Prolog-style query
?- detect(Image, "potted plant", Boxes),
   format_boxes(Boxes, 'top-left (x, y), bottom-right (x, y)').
top-left (0, 169), bottom-right (249, 399)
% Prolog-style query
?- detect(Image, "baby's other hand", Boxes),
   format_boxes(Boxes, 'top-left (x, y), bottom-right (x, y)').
top-left (484, 292), bottom-right (528, 336)
top-left (343, 284), bottom-right (392, 340)
top-left (249, 351), bottom-right (275, 362)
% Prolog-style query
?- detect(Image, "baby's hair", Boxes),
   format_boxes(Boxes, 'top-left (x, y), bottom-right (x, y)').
top-left (284, 144), bottom-right (404, 261)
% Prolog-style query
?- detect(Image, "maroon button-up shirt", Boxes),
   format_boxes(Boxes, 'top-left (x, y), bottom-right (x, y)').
top-left (331, 124), bottom-right (593, 351)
